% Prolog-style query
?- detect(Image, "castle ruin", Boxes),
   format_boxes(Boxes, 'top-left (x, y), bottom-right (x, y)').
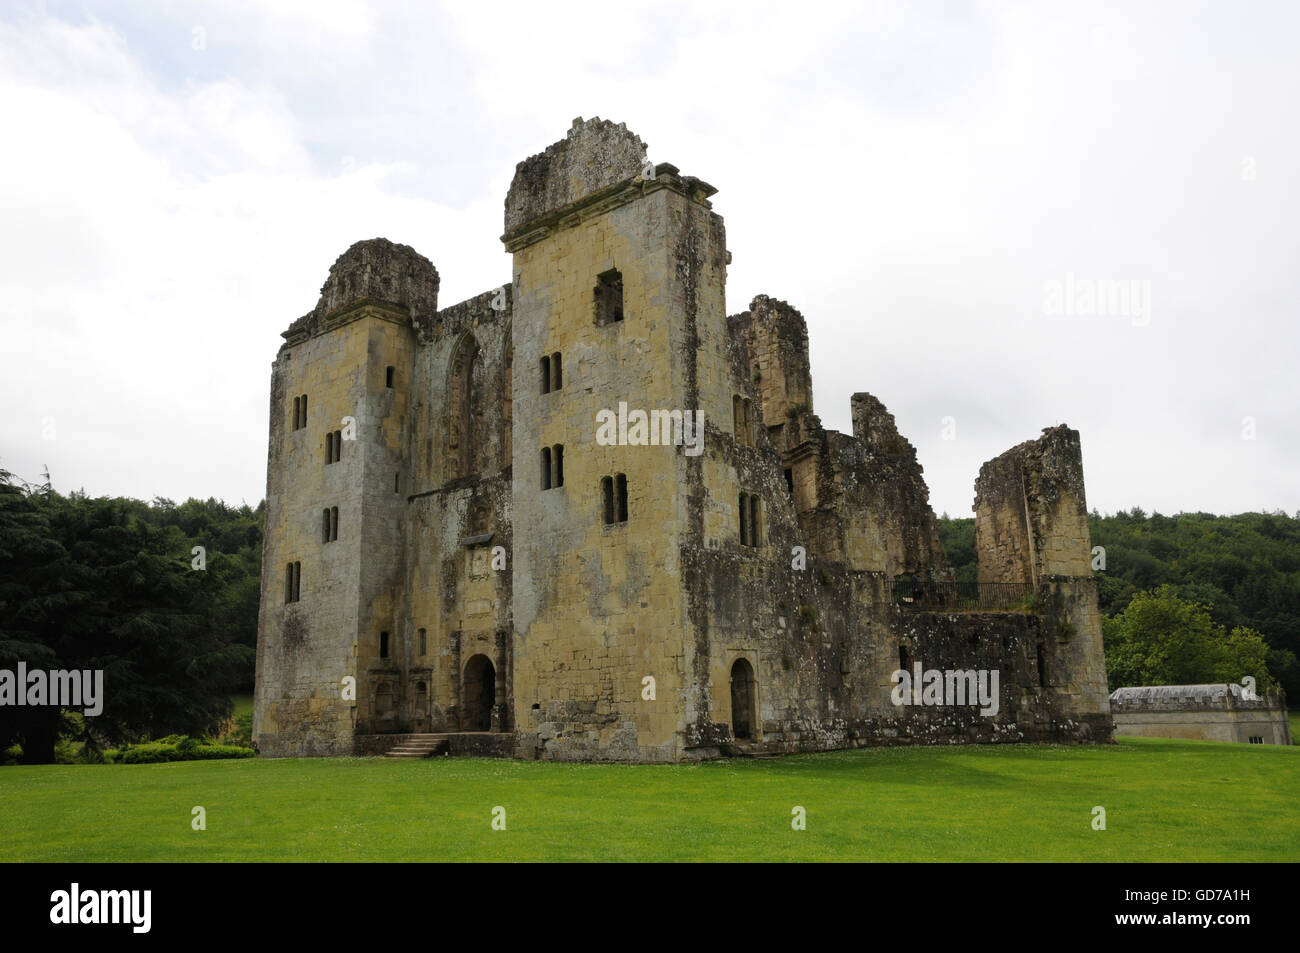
top-left (253, 117), bottom-right (1114, 760)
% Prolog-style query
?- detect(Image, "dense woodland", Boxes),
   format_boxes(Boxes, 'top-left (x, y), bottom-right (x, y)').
top-left (0, 470), bottom-right (260, 762)
top-left (2, 463), bottom-right (1296, 762)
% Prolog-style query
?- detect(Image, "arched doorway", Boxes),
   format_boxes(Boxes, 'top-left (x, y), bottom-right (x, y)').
top-left (463, 654), bottom-right (495, 731)
top-left (730, 658), bottom-right (756, 740)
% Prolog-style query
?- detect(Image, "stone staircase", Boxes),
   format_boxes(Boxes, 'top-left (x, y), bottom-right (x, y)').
top-left (726, 741), bottom-right (779, 759)
top-left (384, 734), bottom-right (452, 758)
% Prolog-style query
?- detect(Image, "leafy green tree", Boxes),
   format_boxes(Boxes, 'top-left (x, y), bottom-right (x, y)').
top-left (1103, 586), bottom-right (1274, 691)
top-left (0, 472), bottom-right (256, 763)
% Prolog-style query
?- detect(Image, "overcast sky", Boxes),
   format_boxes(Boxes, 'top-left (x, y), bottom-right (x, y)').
top-left (1, 1), bottom-right (1296, 518)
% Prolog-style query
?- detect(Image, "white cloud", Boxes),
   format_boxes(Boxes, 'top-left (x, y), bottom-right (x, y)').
top-left (0, 2), bottom-right (1296, 518)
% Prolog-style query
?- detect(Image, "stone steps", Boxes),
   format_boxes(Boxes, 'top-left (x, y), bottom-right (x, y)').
top-left (384, 734), bottom-right (451, 758)
top-left (726, 742), bottom-right (778, 759)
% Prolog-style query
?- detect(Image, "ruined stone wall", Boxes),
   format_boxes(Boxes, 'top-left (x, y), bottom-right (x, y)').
top-left (834, 398), bottom-right (949, 578)
top-left (256, 121), bottom-right (1115, 761)
top-left (974, 425), bottom-right (1092, 585)
top-left (400, 288), bottom-right (513, 737)
top-left (972, 426), bottom-right (1112, 737)
top-left (729, 295), bottom-right (814, 430)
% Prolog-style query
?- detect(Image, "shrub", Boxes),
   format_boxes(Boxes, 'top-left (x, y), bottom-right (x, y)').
top-left (219, 712), bottom-right (253, 749)
top-left (118, 741), bottom-right (253, 764)
top-left (188, 744), bottom-right (254, 761)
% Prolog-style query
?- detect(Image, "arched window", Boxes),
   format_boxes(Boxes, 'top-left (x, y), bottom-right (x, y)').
top-left (446, 334), bottom-right (482, 479)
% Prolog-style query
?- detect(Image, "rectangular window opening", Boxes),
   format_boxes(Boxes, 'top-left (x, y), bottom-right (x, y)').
top-left (594, 269), bottom-right (624, 325)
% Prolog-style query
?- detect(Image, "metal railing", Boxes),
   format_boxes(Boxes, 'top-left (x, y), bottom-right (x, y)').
top-left (887, 579), bottom-right (1038, 612)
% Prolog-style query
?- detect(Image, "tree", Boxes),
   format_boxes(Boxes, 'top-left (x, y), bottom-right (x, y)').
top-left (0, 473), bottom-right (256, 762)
top-left (1103, 586), bottom-right (1275, 691)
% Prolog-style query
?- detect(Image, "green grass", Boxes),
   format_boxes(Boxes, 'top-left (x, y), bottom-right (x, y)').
top-left (230, 694), bottom-right (253, 719)
top-left (1, 737), bottom-right (1296, 862)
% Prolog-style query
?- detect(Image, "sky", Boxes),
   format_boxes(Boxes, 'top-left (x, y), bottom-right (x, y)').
top-left (0, 0), bottom-right (1296, 518)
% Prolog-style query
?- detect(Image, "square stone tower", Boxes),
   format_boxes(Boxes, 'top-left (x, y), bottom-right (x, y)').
top-left (504, 117), bottom-right (731, 761)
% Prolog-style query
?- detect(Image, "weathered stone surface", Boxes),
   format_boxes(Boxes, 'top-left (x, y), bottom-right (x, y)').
top-left (254, 118), bottom-right (1114, 761)
top-left (284, 238), bottom-right (440, 344)
top-left (504, 117), bottom-right (649, 237)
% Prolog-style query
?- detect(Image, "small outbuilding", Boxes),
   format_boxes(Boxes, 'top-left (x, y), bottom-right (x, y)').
top-left (1109, 683), bottom-right (1291, 745)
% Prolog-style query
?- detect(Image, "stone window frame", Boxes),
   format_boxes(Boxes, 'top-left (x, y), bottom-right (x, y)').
top-left (284, 561), bottom-right (301, 603)
top-left (321, 506), bottom-right (338, 543)
top-left (602, 473), bottom-right (629, 525)
top-left (541, 352), bottom-right (563, 394)
top-left (732, 395), bottom-right (754, 447)
top-left (594, 268), bottom-right (624, 326)
top-left (541, 444), bottom-right (564, 490)
top-left (739, 492), bottom-right (761, 547)
top-left (325, 429), bottom-right (342, 465)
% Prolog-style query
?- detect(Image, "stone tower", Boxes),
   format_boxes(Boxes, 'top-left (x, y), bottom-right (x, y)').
top-left (254, 239), bottom-right (435, 755)
top-left (504, 117), bottom-right (730, 760)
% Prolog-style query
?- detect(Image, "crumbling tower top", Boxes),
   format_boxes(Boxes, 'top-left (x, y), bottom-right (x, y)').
top-left (282, 237), bottom-right (439, 344)
top-left (504, 117), bottom-right (649, 236)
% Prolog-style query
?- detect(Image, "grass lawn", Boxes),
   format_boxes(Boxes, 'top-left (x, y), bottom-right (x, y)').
top-left (1, 737), bottom-right (1295, 862)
